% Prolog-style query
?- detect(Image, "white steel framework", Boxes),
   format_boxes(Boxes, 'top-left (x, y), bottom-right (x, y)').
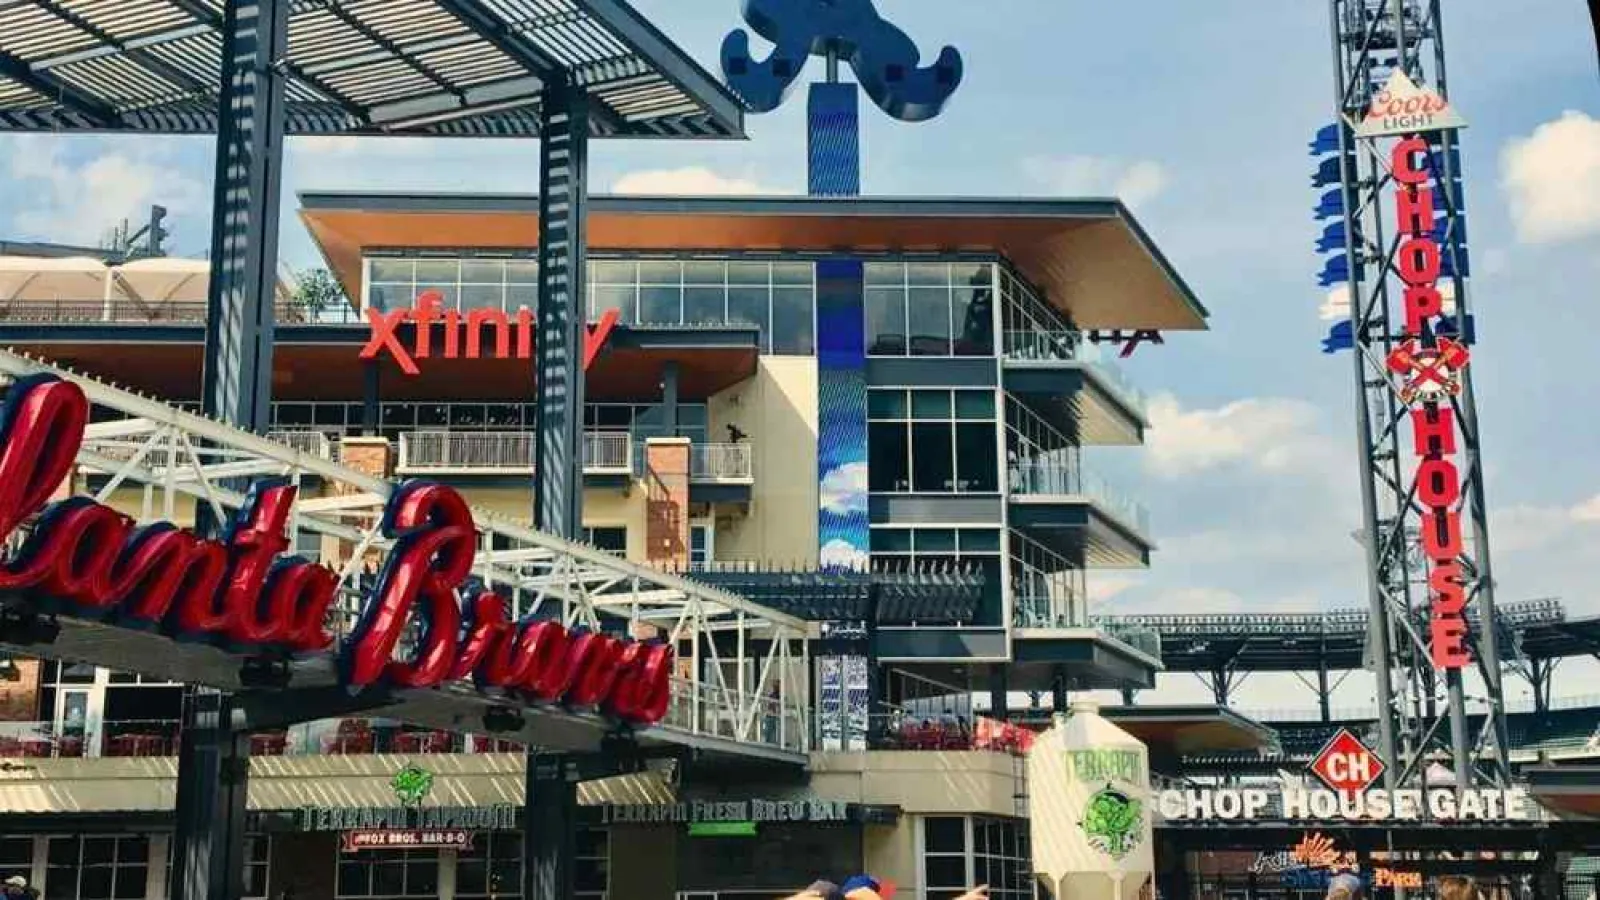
top-left (0, 348), bottom-right (810, 760)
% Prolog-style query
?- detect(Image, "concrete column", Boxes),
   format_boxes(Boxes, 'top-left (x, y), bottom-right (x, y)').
top-left (644, 437), bottom-right (691, 570)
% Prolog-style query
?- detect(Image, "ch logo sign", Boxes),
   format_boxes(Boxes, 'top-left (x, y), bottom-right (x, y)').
top-left (1309, 729), bottom-right (1386, 793)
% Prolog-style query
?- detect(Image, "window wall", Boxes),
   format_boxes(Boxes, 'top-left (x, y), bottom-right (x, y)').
top-left (920, 816), bottom-right (1033, 900)
top-left (45, 836), bottom-right (148, 900)
top-left (865, 262), bottom-right (995, 357)
top-left (364, 255), bottom-right (817, 355)
top-left (336, 847), bottom-right (439, 898)
top-left (871, 527), bottom-right (1003, 626)
top-left (868, 390), bottom-right (999, 494)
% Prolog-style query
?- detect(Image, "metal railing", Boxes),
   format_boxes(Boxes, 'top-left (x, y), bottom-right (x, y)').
top-left (267, 430), bottom-right (333, 460)
top-left (1010, 529), bottom-right (1088, 628)
top-left (0, 719), bottom-right (179, 758)
top-left (1008, 458), bottom-right (1152, 536)
top-left (395, 430), bottom-right (634, 475)
top-left (689, 442), bottom-right (753, 482)
top-left (0, 299), bottom-right (366, 325)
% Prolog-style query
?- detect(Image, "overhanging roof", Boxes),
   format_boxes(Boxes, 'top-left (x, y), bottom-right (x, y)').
top-left (0, 0), bottom-right (744, 138)
top-left (300, 193), bottom-right (1210, 331)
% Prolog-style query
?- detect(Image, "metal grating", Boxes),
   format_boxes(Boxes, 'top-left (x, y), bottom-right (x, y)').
top-left (0, 0), bottom-right (744, 137)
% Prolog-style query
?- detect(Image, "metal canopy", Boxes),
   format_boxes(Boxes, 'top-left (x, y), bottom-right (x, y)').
top-left (0, 0), bottom-right (745, 137)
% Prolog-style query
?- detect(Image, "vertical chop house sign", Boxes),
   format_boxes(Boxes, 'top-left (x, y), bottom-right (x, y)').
top-left (0, 374), bottom-right (672, 722)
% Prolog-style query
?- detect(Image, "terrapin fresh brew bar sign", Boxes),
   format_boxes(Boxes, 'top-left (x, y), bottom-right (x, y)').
top-left (0, 374), bottom-right (673, 721)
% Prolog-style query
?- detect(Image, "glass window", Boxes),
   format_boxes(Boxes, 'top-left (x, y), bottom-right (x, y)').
top-left (593, 260), bottom-right (635, 284)
top-left (772, 261), bottom-right (812, 286)
top-left (907, 263), bottom-right (950, 286)
top-left (413, 259), bottom-right (459, 284)
top-left (505, 260), bottom-right (539, 284)
top-left (414, 283), bottom-right (457, 309)
top-left (959, 529), bottom-right (1001, 553)
top-left (727, 261), bottom-right (770, 286)
top-left (870, 529), bottom-right (913, 553)
top-left (336, 848), bottom-right (439, 899)
top-left (952, 264), bottom-right (995, 356)
top-left (683, 286), bottom-right (726, 324)
top-left (366, 283), bottom-right (408, 312)
top-left (911, 390), bottom-right (952, 419)
top-left (868, 422), bottom-right (909, 493)
top-left (457, 833), bottom-right (523, 900)
top-left (908, 286), bottom-right (952, 356)
top-left (0, 837), bottom-right (30, 886)
top-left (727, 287), bottom-right (769, 337)
top-left (459, 284), bottom-right (504, 311)
top-left (683, 260), bottom-right (726, 285)
top-left (864, 262), bottom-right (905, 287)
top-left (954, 391), bottom-right (996, 420)
top-left (956, 422), bottom-right (999, 492)
top-left (638, 286), bottom-right (682, 325)
top-left (459, 260), bottom-right (505, 284)
top-left (46, 836), bottom-right (147, 900)
top-left (591, 285), bottom-right (636, 324)
top-left (868, 390), bottom-right (907, 419)
top-left (865, 287), bottom-right (907, 355)
top-left (368, 258), bottom-right (414, 283)
top-left (242, 836), bottom-right (271, 900)
top-left (770, 287), bottom-right (814, 355)
top-left (507, 284), bottom-right (540, 314)
top-left (637, 260), bottom-right (681, 286)
top-left (583, 527), bottom-right (627, 556)
top-left (911, 422), bottom-right (954, 492)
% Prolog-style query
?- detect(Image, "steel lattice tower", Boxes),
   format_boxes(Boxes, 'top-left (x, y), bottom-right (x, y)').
top-left (1325, 0), bottom-right (1511, 791)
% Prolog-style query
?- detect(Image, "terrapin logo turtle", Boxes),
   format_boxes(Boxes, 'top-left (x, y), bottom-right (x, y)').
top-left (392, 765), bottom-right (434, 807)
top-left (1080, 784), bottom-right (1143, 860)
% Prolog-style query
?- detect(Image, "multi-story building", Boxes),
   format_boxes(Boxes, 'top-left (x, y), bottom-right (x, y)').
top-left (0, 192), bottom-right (1205, 899)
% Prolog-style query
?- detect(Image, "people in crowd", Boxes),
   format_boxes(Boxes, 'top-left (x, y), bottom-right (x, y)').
top-left (1325, 873), bottom-right (1362, 900)
top-left (1, 876), bottom-right (38, 900)
top-left (779, 877), bottom-right (987, 900)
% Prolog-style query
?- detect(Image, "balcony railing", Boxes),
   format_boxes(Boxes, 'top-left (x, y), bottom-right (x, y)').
top-left (0, 720), bottom-right (179, 758)
top-left (1011, 529), bottom-right (1088, 628)
top-left (395, 430), bottom-right (634, 475)
top-left (266, 430), bottom-right (334, 460)
top-left (1009, 458), bottom-right (1151, 536)
top-left (1002, 329), bottom-right (1148, 418)
top-left (0, 299), bottom-right (366, 325)
top-left (689, 442), bottom-right (754, 482)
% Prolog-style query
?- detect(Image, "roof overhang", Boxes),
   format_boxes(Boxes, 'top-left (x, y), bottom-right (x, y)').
top-left (300, 194), bottom-right (1211, 331)
top-left (0, 0), bottom-right (744, 139)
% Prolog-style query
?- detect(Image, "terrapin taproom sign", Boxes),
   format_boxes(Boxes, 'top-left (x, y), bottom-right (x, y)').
top-left (1386, 135), bottom-right (1473, 670)
top-left (0, 374), bottom-right (672, 723)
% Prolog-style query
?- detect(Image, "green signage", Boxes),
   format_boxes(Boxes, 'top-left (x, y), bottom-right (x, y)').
top-left (687, 822), bottom-right (758, 838)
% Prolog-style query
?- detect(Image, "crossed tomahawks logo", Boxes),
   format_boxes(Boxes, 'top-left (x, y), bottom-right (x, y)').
top-left (1386, 338), bottom-right (1469, 405)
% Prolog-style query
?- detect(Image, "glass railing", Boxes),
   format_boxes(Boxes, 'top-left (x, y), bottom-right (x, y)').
top-left (0, 718), bottom-right (522, 759)
top-left (1008, 458), bottom-right (1152, 536)
top-left (688, 442), bottom-right (754, 482)
top-left (0, 720), bottom-right (179, 758)
top-left (1001, 330), bottom-right (1148, 418)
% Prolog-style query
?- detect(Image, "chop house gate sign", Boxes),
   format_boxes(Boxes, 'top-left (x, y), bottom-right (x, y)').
top-left (0, 374), bottom-right (673, 723)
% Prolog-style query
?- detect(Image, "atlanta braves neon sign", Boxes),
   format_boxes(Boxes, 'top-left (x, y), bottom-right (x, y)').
top-left (1386, 136), bottom-right (1470, 670)
top-left (0, 374), bottom-right (672, 724)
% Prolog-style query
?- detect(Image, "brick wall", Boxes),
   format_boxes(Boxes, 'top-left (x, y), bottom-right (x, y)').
top-left (0, 657), bottom-right (41, 721)
top-left (643, 438), bottom-right (690, 570)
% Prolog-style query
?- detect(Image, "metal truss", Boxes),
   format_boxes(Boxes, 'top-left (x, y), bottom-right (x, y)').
top-left (1329, 0), bottom-right (1510, 789)
top-left (0, 349), bottom-right (811, 757)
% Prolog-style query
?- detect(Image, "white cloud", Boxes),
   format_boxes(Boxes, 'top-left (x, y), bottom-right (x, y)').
top-left (1022, 155), bottom-right (1169, 207)
top-left (1500, 110), bottom-right (1600, 244)
top-left (610, 166), bottom-right (785, 196)
top-left (819, 539), bottom-right (870, 573)
top-left (289, 136), bottom-right (434, 157)
top-left (5, 136), bottom-right (205, 247)
top-left (1143, 394), bottom-right (1343, 480)
top-left (818, 461), bottom-right (868, 516)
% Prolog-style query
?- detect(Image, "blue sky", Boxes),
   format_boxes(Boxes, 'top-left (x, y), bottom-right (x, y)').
top-left (2, 1), bottom-right (1598, 706)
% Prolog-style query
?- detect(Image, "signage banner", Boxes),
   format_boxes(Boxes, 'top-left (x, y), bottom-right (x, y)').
top-left (819, 656), bottom-right (844, 752)
top-left (1157, 786), bottom-right (1532, 823)
top-left (1253, 833), bottom-right (1422, 890)
top-left (843, 654), bottom-right (869, 752)
top-left (300, 805), bottom-right (517, 832)
top-left (596, 799), bottom-right (852, 825)
top-left (1352, 70), bottom-right (1467, 139)
top-left (342, 829), bottom-right (472, 852)
top-left (359, 291), bottom-right (619, 376)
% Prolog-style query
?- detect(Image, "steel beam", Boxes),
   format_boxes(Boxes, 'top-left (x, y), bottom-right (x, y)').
top-left (532, 81), bottom-right (590, 537)
top-left (201, 0), bottom-right (289, 434)
top-left (0, 48), bottom-right (120, 127)
top-left (171, 691), bottom-right (250, 900)
top-left (525, 753), bottom-right (578, 900)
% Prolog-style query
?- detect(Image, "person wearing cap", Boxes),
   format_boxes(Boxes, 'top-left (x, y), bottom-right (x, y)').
top-left (2, 875), bottom-right (38, 900)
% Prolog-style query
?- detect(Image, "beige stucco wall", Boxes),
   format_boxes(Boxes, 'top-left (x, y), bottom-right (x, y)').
top-left (809, 750), bottom-right (1023, 817)
top-left (708, 356), bottom-right (819, 566)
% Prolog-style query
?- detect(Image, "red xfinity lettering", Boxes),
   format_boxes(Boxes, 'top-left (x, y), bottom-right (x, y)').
top-left (360, 291), bottom-right (621, 377)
